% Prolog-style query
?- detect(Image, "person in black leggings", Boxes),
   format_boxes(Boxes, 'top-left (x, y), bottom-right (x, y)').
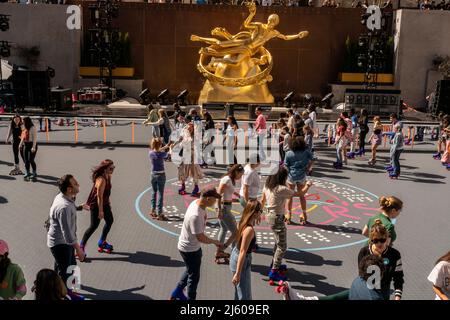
top-left (358, 109), bottom-right (369, 156)
top-left (5, 114), bottom-right (24, 175)
top-left (19, 117), bottom-right (38, 180)
top-left (80, 159), bottom-right (116, 254)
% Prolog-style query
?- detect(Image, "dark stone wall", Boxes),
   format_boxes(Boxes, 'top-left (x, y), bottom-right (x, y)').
top-left (74, 2), bottom-right (365, 102)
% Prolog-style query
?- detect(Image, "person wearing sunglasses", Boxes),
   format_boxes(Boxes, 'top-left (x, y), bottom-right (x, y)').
top-left (81, 159), bottom-right (116, 254)
top-left (357, 219), bottom-right (404, 300)
top-left (280, 220), bottom-right (404, 300)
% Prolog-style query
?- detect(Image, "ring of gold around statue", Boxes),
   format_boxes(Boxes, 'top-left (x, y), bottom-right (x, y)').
top-left (197, 46), bottom-right (273, 87)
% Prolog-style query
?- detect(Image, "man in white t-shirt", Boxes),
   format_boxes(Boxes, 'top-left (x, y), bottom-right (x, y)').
top-left (427, 260), bottom-right (450, 300)
top-left (239, 161), bottom-right (261, 207)
top-left (170, 187), bottom-right (223, 300)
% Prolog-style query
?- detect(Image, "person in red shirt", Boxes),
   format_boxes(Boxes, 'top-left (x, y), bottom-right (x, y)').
top-left (254, 107), bottom-right (267, 161)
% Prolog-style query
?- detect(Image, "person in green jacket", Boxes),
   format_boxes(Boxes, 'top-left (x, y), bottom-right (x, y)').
top-left (0, 239), bottom-right (27, 300)
top-left (362, 196), bottom-right (403, 245)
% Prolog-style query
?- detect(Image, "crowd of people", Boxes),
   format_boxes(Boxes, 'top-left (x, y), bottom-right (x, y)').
top-left (419, 0), bottom-right (450, 10)
top-left (1, 107), bottom-right (449, 301)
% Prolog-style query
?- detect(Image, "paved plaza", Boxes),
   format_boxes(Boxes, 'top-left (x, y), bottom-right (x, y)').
top-left (0, 122), bottom-right (449, 300)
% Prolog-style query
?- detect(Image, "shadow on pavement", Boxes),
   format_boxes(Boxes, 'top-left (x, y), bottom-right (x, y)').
top-left (86, 251), bottom-right (185, 268)
top-left (256, 249), bottom-right (343, 268)
top-left (0, 175), bottom-right (15, 181)
top-left (0, 196), bottom-right (8, 204)
top-left (0, 160), bottom-right (14, 167)
top-left (306, 223), bottom-right (362, 235)
top-left (252, 264), bottom-right (348, 296)
top-left (33, 175), bottom-right (59, 186)
top-left (81, 284), bottom-right (152, 300)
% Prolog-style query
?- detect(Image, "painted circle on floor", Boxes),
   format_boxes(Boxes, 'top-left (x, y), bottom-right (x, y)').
top-left (135, 174), bottom-right (380, 252)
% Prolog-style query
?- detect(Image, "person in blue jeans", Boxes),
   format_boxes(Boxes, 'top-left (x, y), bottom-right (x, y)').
top-left (216, 164), bottom-right (245, 261)
top-left (170, 188), bottom-right (223, 300)
top-left (149, 138), bottom-right (172, 221)
top-left (387, 124), bottom-right (404, 178)
top-left (230, 200), bottom-right (263, 300)
top-left (284, 136), bottom-right (313, 225)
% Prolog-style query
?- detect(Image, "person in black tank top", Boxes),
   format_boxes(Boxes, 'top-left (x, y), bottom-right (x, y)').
top-left (80, 159), bottom-right (116, 254)
top-left (230, 200), bottom-right (263, 300)
top-left (5, 115), bottom-right (24, 175)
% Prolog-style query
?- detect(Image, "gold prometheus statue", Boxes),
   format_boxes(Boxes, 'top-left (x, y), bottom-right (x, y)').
top-left (191, 1), bottom-right (309, 104)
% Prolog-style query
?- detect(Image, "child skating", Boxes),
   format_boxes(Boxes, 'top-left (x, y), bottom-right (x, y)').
top-left (368, 116), bottom-right (383, 166)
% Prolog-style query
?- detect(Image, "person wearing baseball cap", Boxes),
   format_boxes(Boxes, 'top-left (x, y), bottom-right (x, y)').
top-left (170, 187), bottom-right (224, 300)
top-left (0, 240), bottom-right (27, 300)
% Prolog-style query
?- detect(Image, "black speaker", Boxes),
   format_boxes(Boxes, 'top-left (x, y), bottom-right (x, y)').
top-left (433, 80), bottom-right (450, 115)
top-left (344, 89), bottom-right (401, 116)
top-left (11, 70), bottom-right (50, 108)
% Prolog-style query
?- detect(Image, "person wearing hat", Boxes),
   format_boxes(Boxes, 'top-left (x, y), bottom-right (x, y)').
top-left (170, 187), bottom-right (224, 300)
top-left (0, 240), bottom-right (27, 300)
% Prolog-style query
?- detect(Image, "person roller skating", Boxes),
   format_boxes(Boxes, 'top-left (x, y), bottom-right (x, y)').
top-left (97, 240), bottom-right (114, 254)
top-left (5, 115), bottom-right (24, 176)
top-left (173, 121), bottom-right (204, 197)
top-left (80, 159), bottom-right (116, 256)
top-left (333, 119), bottom-right (347, 169)
top-left (368, 116), bottom-right (383, 166)
top-left (19, 117), bottom-right (38, 182)
top-left (215, 165), bottom-right (245, 264)
top-left (260, 167), bottom-right (313, 286)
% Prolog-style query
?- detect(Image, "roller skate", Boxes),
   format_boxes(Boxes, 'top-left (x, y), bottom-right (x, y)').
top-left (67, 289), bottom-right (86, 301)
top-left (30, 172), bottom-right (37, 182)
top-left (357, 148), bottom-right (366, 157)
top-left (190, 185), bottom-right (200, 197)
top-left (346, 152), bottom-right (356, 159)
top-left (98, 240), bottom-right (113, 254)
top-left (169, 286), bottom-right (187, 301)
top-left (368, 159), bottom-right (376, 166)
top-left (389, 172), bottom-right (399, 179)
top-left (178, 183), bottom-right (186, 195)
top-left (23, 172), bottom-right (31, 181)
top-left (432, 152), bottom-right (442, 160)
top-left (9, 166), bottom-right (23, 176)
top-left (277, 281), bottom-right (318, 300)
top-left (215, 250), bottom-right (230, 264)
top-left (332, 161), bottom-right (343, 169)
top-left (384, 165), bottom-right (394, 171)
top-left (268, 268), bottom-right (287, 286)
top-left (404, 138), bottom-right (412, 145)
top-left (446, 164), bottom-right (450, 170)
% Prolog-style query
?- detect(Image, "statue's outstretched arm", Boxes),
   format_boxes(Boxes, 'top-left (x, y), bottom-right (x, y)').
top-left (277, 30), bottom-right (309, 41)
top-left (243, 2), bottom-right (259, 30)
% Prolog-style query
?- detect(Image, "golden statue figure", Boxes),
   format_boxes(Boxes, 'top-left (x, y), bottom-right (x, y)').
top-left (191, 1), bottom-right (309, 104)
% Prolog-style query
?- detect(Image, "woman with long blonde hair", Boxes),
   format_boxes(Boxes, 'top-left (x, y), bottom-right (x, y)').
top-left (230, 200), bottom-right (263, 300)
